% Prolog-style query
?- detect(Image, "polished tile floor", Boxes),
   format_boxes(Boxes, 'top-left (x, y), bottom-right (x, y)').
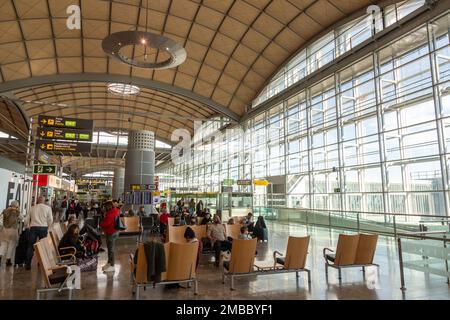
top-left (0, 221), bottom-right (449, 300)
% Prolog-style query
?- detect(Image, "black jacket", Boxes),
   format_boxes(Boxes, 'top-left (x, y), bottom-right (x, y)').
top-left (59, 234), bottom-right (85, 258)
top-left (134, 240), bottom-right (166, 283)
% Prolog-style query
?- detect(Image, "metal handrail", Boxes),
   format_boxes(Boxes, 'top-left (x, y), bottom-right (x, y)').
top-left (397, 230), bottom-right (449, 291)
top-left (275, 207), bottom-right (450, 219)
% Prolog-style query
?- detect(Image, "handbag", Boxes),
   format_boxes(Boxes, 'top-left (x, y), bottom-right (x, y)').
top-left (114, 216), bottom-right (126, 230)
top-left (77, 254), bottom-right (98, 272)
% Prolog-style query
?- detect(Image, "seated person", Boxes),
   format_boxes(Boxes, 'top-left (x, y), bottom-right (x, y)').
top-left (200, 213), bottom-right (212, 225)
top-left (239, 226), bottom-right (252, 240)
top-left (184, 227), bottom-right (203, 270)
top-left (243, 213), bottom-right (254, 233)
top-left (59, 224), bottom-right (86, 258)
top-left (67, 215), bottom-right (77, 226)
top-left (253, 216), bottom-right (268, 241)
top-left (207, 215), bottom-right (231, 267)
top-left (189, 215), bottom-right (198, 226)
top-left (227, 218), bottom-right (235, 225)
top-left (127, 209), bottom-right (135, 217)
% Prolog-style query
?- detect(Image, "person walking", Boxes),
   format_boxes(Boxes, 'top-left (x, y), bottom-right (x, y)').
top-left (100, 200), bottom-right (120, 273)
top-left (0, 201), bottom-right (21, 267)
top-left (24, 196), bottom-right (53, 270)
top-left (61, 196), bottom-right (68, 222)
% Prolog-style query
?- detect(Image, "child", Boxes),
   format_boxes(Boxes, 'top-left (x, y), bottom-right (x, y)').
top-left (238, 226), bottom-right (252, 240)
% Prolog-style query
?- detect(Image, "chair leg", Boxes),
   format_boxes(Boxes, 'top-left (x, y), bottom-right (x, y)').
top-left (296, 271), bottom-right (299, 278)
top-left (68, 288), bottom-right (73, 300)
top-left (136, 286), bottom-right (140, 300)
top-left (194, 280), bottom-right (198, 295)
top-left (362, 266), bottom-right (365, 274)
top-left (36, 291), bottom-right (40, 300)
top-left (325, 264), bottom-right (329, 282)
top-left (338, 268), bottom-right (342, 285)
top-left (307, 270), bottom-right (311, 284)
top-left (230, 275), bottom-right (235, 291)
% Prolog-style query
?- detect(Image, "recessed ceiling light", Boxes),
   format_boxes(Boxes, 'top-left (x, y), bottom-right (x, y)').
top-left (107, 83), bottom-right (140, 96)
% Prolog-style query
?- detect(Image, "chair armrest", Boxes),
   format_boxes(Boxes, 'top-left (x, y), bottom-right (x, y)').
top-left (59, 246), bottom-right (77, 254)
top-left (323, 248), bottom-right (334, 262)
top-left (273, 251), bottom-right (283, 269)
top-left (57, 253), bottom-right (76, 262)
top-left (49, 265), bottom-right (67, 272)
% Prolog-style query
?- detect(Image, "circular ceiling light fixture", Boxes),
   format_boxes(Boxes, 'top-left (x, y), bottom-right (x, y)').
top-left (102, 31), bottom-right (187, 70)
top-left (107, 83), bottom-right (140, 96)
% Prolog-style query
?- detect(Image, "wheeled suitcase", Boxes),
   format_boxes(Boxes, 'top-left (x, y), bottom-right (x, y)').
top-left (14, 228), bottom-right (29, 266)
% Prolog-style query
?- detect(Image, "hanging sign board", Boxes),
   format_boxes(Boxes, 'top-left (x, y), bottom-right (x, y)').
top-left (38, 115), bottom-right (93, 130)
top-left (237, 179), bottom-right (252, 186)
top-left (33, 164), bottom-right (57, 175)
top-left (37, 128), bottom-right (92, 142)
top-left (36, 140), bottom-right (92, 153)
top-left (253, 179), bottom-right (269, 186)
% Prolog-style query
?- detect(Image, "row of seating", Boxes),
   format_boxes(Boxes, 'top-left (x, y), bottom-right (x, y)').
top-left (129, 241), bottom-right (199, 300)
top-left (166, 223), bottom-right (242, 243)
top-left (221, 233), bottom-right (379, 290)
top-left (33, 224), bottom-right (80, 300)
top-left (130, 232), bottom-right (379, 296)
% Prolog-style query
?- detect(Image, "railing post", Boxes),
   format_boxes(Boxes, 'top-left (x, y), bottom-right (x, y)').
top-left (328, 211), bottom-right (331, 228)
top-left (393, 215), bottom-right (397, 238)
top-left (397, 236), bottom-right (406, 291)
top-left (305, 210), bottom-right (308, 228)
top-left (444, 235), bottom-right (449, 285)
top-left (357, 213), bottom-right (360, 232)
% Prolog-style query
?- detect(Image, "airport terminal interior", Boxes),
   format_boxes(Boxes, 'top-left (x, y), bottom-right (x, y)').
top-left (0, 0), bottom-right (449, 300)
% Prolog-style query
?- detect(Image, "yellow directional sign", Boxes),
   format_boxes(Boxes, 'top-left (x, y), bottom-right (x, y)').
top-left (253, 179), bottom-right (269, 186)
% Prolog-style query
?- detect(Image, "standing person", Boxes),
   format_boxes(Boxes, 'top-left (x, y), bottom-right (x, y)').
top-left (0, 201), bottom-right (21, 267)
top-left (137, 206), bottom-right (147, 217)
top-left (188, 199), bottom-right (195, 216)
top-left (68, 199), bottom-right (76, 216)
top-left (159, 210), bottom-right (170, 236)
top-left (24, 196), bottom-right (53, 270)
top-left (196, 200), bottom-right (203, 216)
top-left (207, 214), bottom-right (231, 267)
top-left (75, 202), bottom-right (82, 219)
top-left (99, 200), bottom-right (120, 273)
top-left (61, 196), bottom-right (68, 221)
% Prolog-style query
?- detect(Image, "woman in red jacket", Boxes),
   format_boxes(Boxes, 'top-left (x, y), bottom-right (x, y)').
top-left (100, 200), bottom-right (120, 273)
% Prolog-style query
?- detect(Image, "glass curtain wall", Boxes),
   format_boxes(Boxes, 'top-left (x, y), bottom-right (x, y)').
top-left (158, 11), bottom-right (450, 218)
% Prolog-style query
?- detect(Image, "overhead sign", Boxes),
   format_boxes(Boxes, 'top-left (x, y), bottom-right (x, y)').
top-left (38, 115), bottom-right (94, 130)
top-left (222, 179), bottom-right (234, 186)
top-left (33, 164), bottom-right (57, 175)
top-left (253, 179), bottom-right (269, 186)
top-left (130, 184), bottom-right (156, 191)
top-left (37, 150), bottom-right (50, 164)
top-left (37, 128), bottom-right (92, 142)
top-left (36, 139), bottom-right (92, 153)
top-left (237, 179), bottom-right (252, 186)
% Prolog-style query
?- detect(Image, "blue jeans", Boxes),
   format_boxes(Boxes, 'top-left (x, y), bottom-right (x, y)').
top-left (106, 232), bottom-right (119, 266)
top-left (26, 226), bottom-right (48, 266)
